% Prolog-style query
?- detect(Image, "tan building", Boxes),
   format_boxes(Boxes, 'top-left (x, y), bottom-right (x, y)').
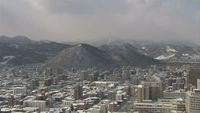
top-left (163, 90), bottom-right (186, 99)
top-left (23, 100), bottom-right (46, 111)
top-left (134, 103), bottom-right (176, 113)
top-left (137, 85), bottom-right (144, 102)
top-left (197, 79), bottom-right (200, 89)
top-left (134, 98), bottom-right (185, 113)
top-left (186, 89), bottom-right (200, 113)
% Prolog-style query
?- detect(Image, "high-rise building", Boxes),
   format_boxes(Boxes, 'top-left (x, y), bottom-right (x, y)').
top-left (137, 85), bottom-right (144, 102)
top-left (74, 84), bottom-right (83, 100)
top-left (188, 67), bottom-right (200, 87)
top-left (80, 71), bottom-right (88, 81)
top-left (186, 89), bottom-right (200, 113)
top-left (137, 82), bottom-right (162, 103)
top-left (149, 85), bottom-right (161, 101)
top-left (143, 82), bottom-right (162, 101)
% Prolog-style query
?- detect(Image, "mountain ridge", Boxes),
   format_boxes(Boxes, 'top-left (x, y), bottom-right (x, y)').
top-left (47, 43), bottom-right (116, 69)
top-left (46, 43), bottom-right (159, 69)
top-left (0, 36), bottom-right (70, 65)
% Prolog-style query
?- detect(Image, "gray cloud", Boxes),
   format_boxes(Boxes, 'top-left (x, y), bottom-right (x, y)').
top-left (0, 0), bottom-right (200, 43)
top-left (39, 0), bottom-right (129, 15)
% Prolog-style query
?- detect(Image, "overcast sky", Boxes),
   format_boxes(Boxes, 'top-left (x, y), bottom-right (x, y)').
top-left (0, 0), bottom-right (200, 42)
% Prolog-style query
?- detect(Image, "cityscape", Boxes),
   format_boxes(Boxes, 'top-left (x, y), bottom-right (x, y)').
top-left (1, 0), bottom-right (200, 113)
top-left (0, 37), bottom-right (200, 113)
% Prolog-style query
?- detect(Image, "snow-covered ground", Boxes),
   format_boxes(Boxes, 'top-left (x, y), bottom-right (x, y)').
top-left (155, 54), bottom-right (175, 60)
top-left (190, 54), bottom-right (200, 60)
top-left (141, 46), bottom-right (146, 50)
top-left (0, 56), bottom-right (15, 65)
top-left (166, 46), bottom-right (177, 53)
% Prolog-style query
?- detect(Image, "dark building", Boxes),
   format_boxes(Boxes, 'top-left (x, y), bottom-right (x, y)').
top-left (74, 85), bottom-right (83, 100)
top-left (44, 78), bottom-right (53, 86)
top-left (8, 95), bottom-right (15, 107)
top-left (30, 79), bottom-right (39, 90)
top-left (188, 67), bottom-right (200, 87)
top-left (143, 82), bottom-right (162, 101)
top-left (148, 86), bottom-right (161, 101)
top-left (80, 71), bottom-right (88, 81)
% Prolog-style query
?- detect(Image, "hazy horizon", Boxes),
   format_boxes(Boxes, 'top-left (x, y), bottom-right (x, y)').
top-left (1, 0), bottom-right (200, 43)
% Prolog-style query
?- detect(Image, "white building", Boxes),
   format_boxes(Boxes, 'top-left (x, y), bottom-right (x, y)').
top-left (134, 102), bottom-right (176, 113)
top-left (13, 86), bottom-right (27, 95)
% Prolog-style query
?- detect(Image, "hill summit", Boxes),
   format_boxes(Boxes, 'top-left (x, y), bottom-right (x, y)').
top-left (47, 43), bottom-right (159, 69)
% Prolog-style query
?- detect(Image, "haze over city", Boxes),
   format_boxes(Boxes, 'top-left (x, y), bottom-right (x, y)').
top-left (2, 1), bottom-right (200, 113)
top-left (1, 0), bottom-right (200, 43)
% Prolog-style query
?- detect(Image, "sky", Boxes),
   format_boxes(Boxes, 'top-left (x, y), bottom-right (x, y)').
top-left (0, 0), bottom-right (200, 43)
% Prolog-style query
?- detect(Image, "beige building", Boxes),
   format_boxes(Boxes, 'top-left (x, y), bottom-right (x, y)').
top-left (163, 90), bottom-right (186, 99)
top-left (23, 98), bottom-right (47, 111)
top-left (186, 89), bottom-right (200, 113)
top-left (197, 79), bottom-right (200, 89)
top-left (134, 103), bottom-right (176, 113)
top-left (134, 98), bottom-right (185, 113)
top-left (137, 85), bottom-right (144, 102)
top-left (136, 82), bottom-right (162, 103)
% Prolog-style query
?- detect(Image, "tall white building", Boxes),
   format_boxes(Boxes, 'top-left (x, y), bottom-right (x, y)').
top-left (186, 89), bottom-right (200, 113)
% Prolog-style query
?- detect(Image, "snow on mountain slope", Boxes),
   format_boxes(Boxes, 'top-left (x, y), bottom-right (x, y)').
top-left (0, 56), bottom-right (15, 65)
top-left (155, 54), bottom-right (175, 60)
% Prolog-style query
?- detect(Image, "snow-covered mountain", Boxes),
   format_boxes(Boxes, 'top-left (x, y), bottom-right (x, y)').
top-left (46, 43), bottom-right (159, 69)
top-left (132, 41), bottom-right (200, 63)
